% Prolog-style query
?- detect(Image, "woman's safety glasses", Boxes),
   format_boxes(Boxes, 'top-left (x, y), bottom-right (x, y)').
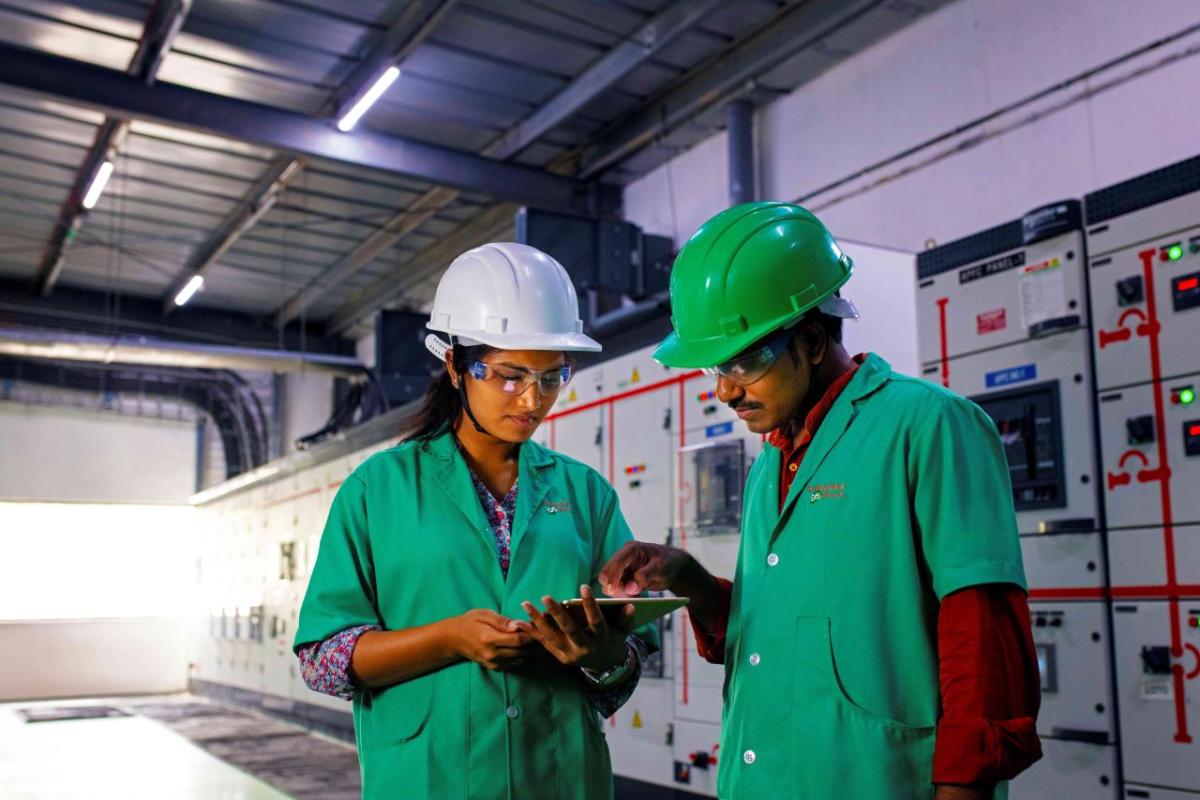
top-left (702, 325), bottom-right (796, 386)
top-left (468, 361), bottom-right (573, 397)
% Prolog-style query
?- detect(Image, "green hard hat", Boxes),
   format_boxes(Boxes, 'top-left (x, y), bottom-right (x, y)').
top-left (653, 202), bottom-right (856, 368)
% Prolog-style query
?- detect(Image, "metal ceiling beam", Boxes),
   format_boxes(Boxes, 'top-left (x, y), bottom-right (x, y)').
top-left (34, 0), bottom-right (191, 296)
top-left (277, 0), bottom-right (719, 329)
top-left (326, 202), bottom-right (517, 335)
top-left (160, 155), bottom-right (302, 313)
top-left (485, 0), bottom-right (725, 163)
top-left (0, 43), bottom-right (604, 213)
top-left (0, 277), bottom-right (350, 355)
top-left (579, 0), bottom-right (893, 177)
top-left (160, 0), bottom-right (457, 313)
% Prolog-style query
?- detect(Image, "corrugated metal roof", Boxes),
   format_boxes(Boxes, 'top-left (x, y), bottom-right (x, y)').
top-left (0, 0), bottom-right (944, 332)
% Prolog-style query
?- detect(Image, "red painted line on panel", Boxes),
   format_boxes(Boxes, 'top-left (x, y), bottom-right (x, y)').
top-left (1028, 585), bottom-right (1200, 600)
top-left (1109, 584), bottom-right (1200, 599)
top-left (1118, 450), bottom-right (1149, 470)
top-left (936, 298), bottom-right (950, 387)
top-left (544, 371), bottom-right (705, 422)
top-left (678, 378), bottom-right (689, 705)
top-left (1138, 246), bottom-right (1190, 743)
top-left (327, 481), bottom-right (343, 491)
top-left (607, 402), bottom-right (615, 484)
top-left (264, 486), bottom-right (322, 508)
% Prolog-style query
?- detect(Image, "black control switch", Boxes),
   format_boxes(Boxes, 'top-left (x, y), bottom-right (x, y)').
top-left (1141, 645), bottom-right (1171, 675)
top-left (1116, 275), bottom-right (1144, 306)
top-left (1126, 415), bottom-right (1156, 445)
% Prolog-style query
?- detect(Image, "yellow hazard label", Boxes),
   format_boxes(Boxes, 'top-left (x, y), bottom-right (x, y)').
top-left (631, 710), bottom-right (643, 729)
top-left (631, 368), bottom-right (640, 383)
top-left (568, 389), bottom-right (577, 403)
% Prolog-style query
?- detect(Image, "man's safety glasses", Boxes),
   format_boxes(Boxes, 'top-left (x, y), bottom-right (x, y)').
top-left (468, 361), bottom-right (573, 397)
top-left (702, 325), bottom-right (796, 386)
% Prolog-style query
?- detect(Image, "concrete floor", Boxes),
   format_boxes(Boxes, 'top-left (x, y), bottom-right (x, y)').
top-left (0, 697), bottom-right (291, 800)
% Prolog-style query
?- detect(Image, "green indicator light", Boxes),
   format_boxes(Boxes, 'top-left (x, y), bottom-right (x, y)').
top-left (1167, 244), bottom-right (1184, 261)
top-left (1182, 388), bottom-right (1197, 405)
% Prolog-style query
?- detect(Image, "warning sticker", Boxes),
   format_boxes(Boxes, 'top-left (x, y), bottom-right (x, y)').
top-left (977, 309), bottom-right (1007, 334)
top-left (1019, 257), bottom-right (1066, 329)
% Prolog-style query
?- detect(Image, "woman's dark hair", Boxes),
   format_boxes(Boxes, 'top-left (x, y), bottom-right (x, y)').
top-left (401, 341), bottom-right (496, 441)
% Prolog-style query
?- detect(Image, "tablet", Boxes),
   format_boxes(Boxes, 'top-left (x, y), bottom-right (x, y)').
top-left (560, 596), bottom-right (689, 629)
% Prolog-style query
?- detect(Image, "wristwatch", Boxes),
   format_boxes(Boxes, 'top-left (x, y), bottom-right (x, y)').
top-left (582, 643), bottom-right (634, 687)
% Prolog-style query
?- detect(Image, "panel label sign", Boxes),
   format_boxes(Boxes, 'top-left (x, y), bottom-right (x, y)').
top-left (985, 363), bottom-right (1037, 388)
top-left (959, 252), bottom-right (1026, 285)
top-left (705, 421), bottom-right (734, 438)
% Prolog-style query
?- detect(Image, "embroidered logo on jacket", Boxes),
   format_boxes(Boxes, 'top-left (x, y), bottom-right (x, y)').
top-left (543, 500), bottom-right (573, 515)
top-left (807, 482), bottom-right (846, 503)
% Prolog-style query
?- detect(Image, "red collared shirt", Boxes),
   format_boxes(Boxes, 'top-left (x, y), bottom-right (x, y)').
top-left (691, 355), bottom-right (1041, 786)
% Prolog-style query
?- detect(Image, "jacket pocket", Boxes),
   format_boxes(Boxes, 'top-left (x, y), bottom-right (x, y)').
top-left (793, 616), bottom-right (936, 799)
top-left (356, 674), bottom-right (433, 751)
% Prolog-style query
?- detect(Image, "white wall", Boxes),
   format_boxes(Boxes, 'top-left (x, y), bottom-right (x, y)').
top-left (0, 500), bottom-right (200, 701)
top-left (281, 371), bottom-right (333, 454)
top-left (624, 0), bottom-right (1200, 260)
top-left (0, 618), bottom-right (189, 701)
top-left (0, 402), bottom-right (196, 503)
top-left (837, 240), bottom-right (918, 376)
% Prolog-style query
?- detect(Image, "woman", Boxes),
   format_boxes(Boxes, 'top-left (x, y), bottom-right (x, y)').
top-left (294, 242), bottom-right (658, 800)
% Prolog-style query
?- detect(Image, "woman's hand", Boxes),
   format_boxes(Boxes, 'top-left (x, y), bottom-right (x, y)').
top-left (446, 609), bottom-right (533, 671)
top-left (518, 585), bottom-right (633, 672)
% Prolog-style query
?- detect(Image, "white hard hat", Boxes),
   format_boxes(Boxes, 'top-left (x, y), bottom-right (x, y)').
top-left (425, 242), bottom-right (601, 355)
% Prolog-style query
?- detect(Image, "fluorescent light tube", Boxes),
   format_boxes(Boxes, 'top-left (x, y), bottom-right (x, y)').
top-left (174, 274), bottom-right (204, 307)
top-left (337, 66), bottom-right (400, 132)
top-left (81, 161), bottom-right (115, 210)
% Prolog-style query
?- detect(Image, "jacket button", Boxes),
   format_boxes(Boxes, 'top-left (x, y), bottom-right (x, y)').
top-left (506, 705), bottom-right (519, 719)
top-left (766, 553), bottom-right (779, 567)
top-left (748, 653), bottom-right (761, 666)
top-left (743, 750), bottom-right (756, 765)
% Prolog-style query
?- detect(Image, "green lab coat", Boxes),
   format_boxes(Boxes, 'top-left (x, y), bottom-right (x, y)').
top-left (718, 353), bottom-right (1026, 799)
top-left (295, 432), bottom-right (658, 800)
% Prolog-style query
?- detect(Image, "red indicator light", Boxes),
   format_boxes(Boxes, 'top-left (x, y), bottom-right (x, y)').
top-left (1179, 277), bottom-right (1199, 292)
top-left (1190, 425), bottom-right (1200, 437)
top-left (697, 390), bottom-right (717, 402)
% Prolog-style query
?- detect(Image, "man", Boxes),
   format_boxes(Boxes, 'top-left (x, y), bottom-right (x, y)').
top-left (600, 203), bottom-right (1041, 799)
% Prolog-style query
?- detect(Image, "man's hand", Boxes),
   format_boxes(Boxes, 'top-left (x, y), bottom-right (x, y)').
top-left (598, 541), bottom-right (692, 597)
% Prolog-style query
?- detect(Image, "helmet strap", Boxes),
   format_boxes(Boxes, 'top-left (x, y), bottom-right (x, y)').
top-left (450, 335), bottom-right (490, 437)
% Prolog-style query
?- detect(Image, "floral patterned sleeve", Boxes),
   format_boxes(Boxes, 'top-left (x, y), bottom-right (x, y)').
top-left (297, 624), bottom-right (381, 700)
top-left (585, 634), bottom-right (649, 720)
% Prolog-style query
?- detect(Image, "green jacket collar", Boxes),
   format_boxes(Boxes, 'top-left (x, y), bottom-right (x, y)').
top-left (419, 429), bottom-right (556, 469)
top-left (771, 352), bottom-right (893, 542)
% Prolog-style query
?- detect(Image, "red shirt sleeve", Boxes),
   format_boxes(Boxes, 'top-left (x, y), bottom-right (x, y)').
top-left (932, 584), bottom-right (1043, 786)
top-left (689, 577), bottom-right (733, 664)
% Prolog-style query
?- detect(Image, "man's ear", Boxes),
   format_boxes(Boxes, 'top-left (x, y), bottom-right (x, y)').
top-left (798, 320), bottom-right (828, 367)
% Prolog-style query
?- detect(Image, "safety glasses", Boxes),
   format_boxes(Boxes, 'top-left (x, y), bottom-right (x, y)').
top-left (468, 361), bottom-right (573, 397)
top-left (702, 325), bottom-right (796, 386)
